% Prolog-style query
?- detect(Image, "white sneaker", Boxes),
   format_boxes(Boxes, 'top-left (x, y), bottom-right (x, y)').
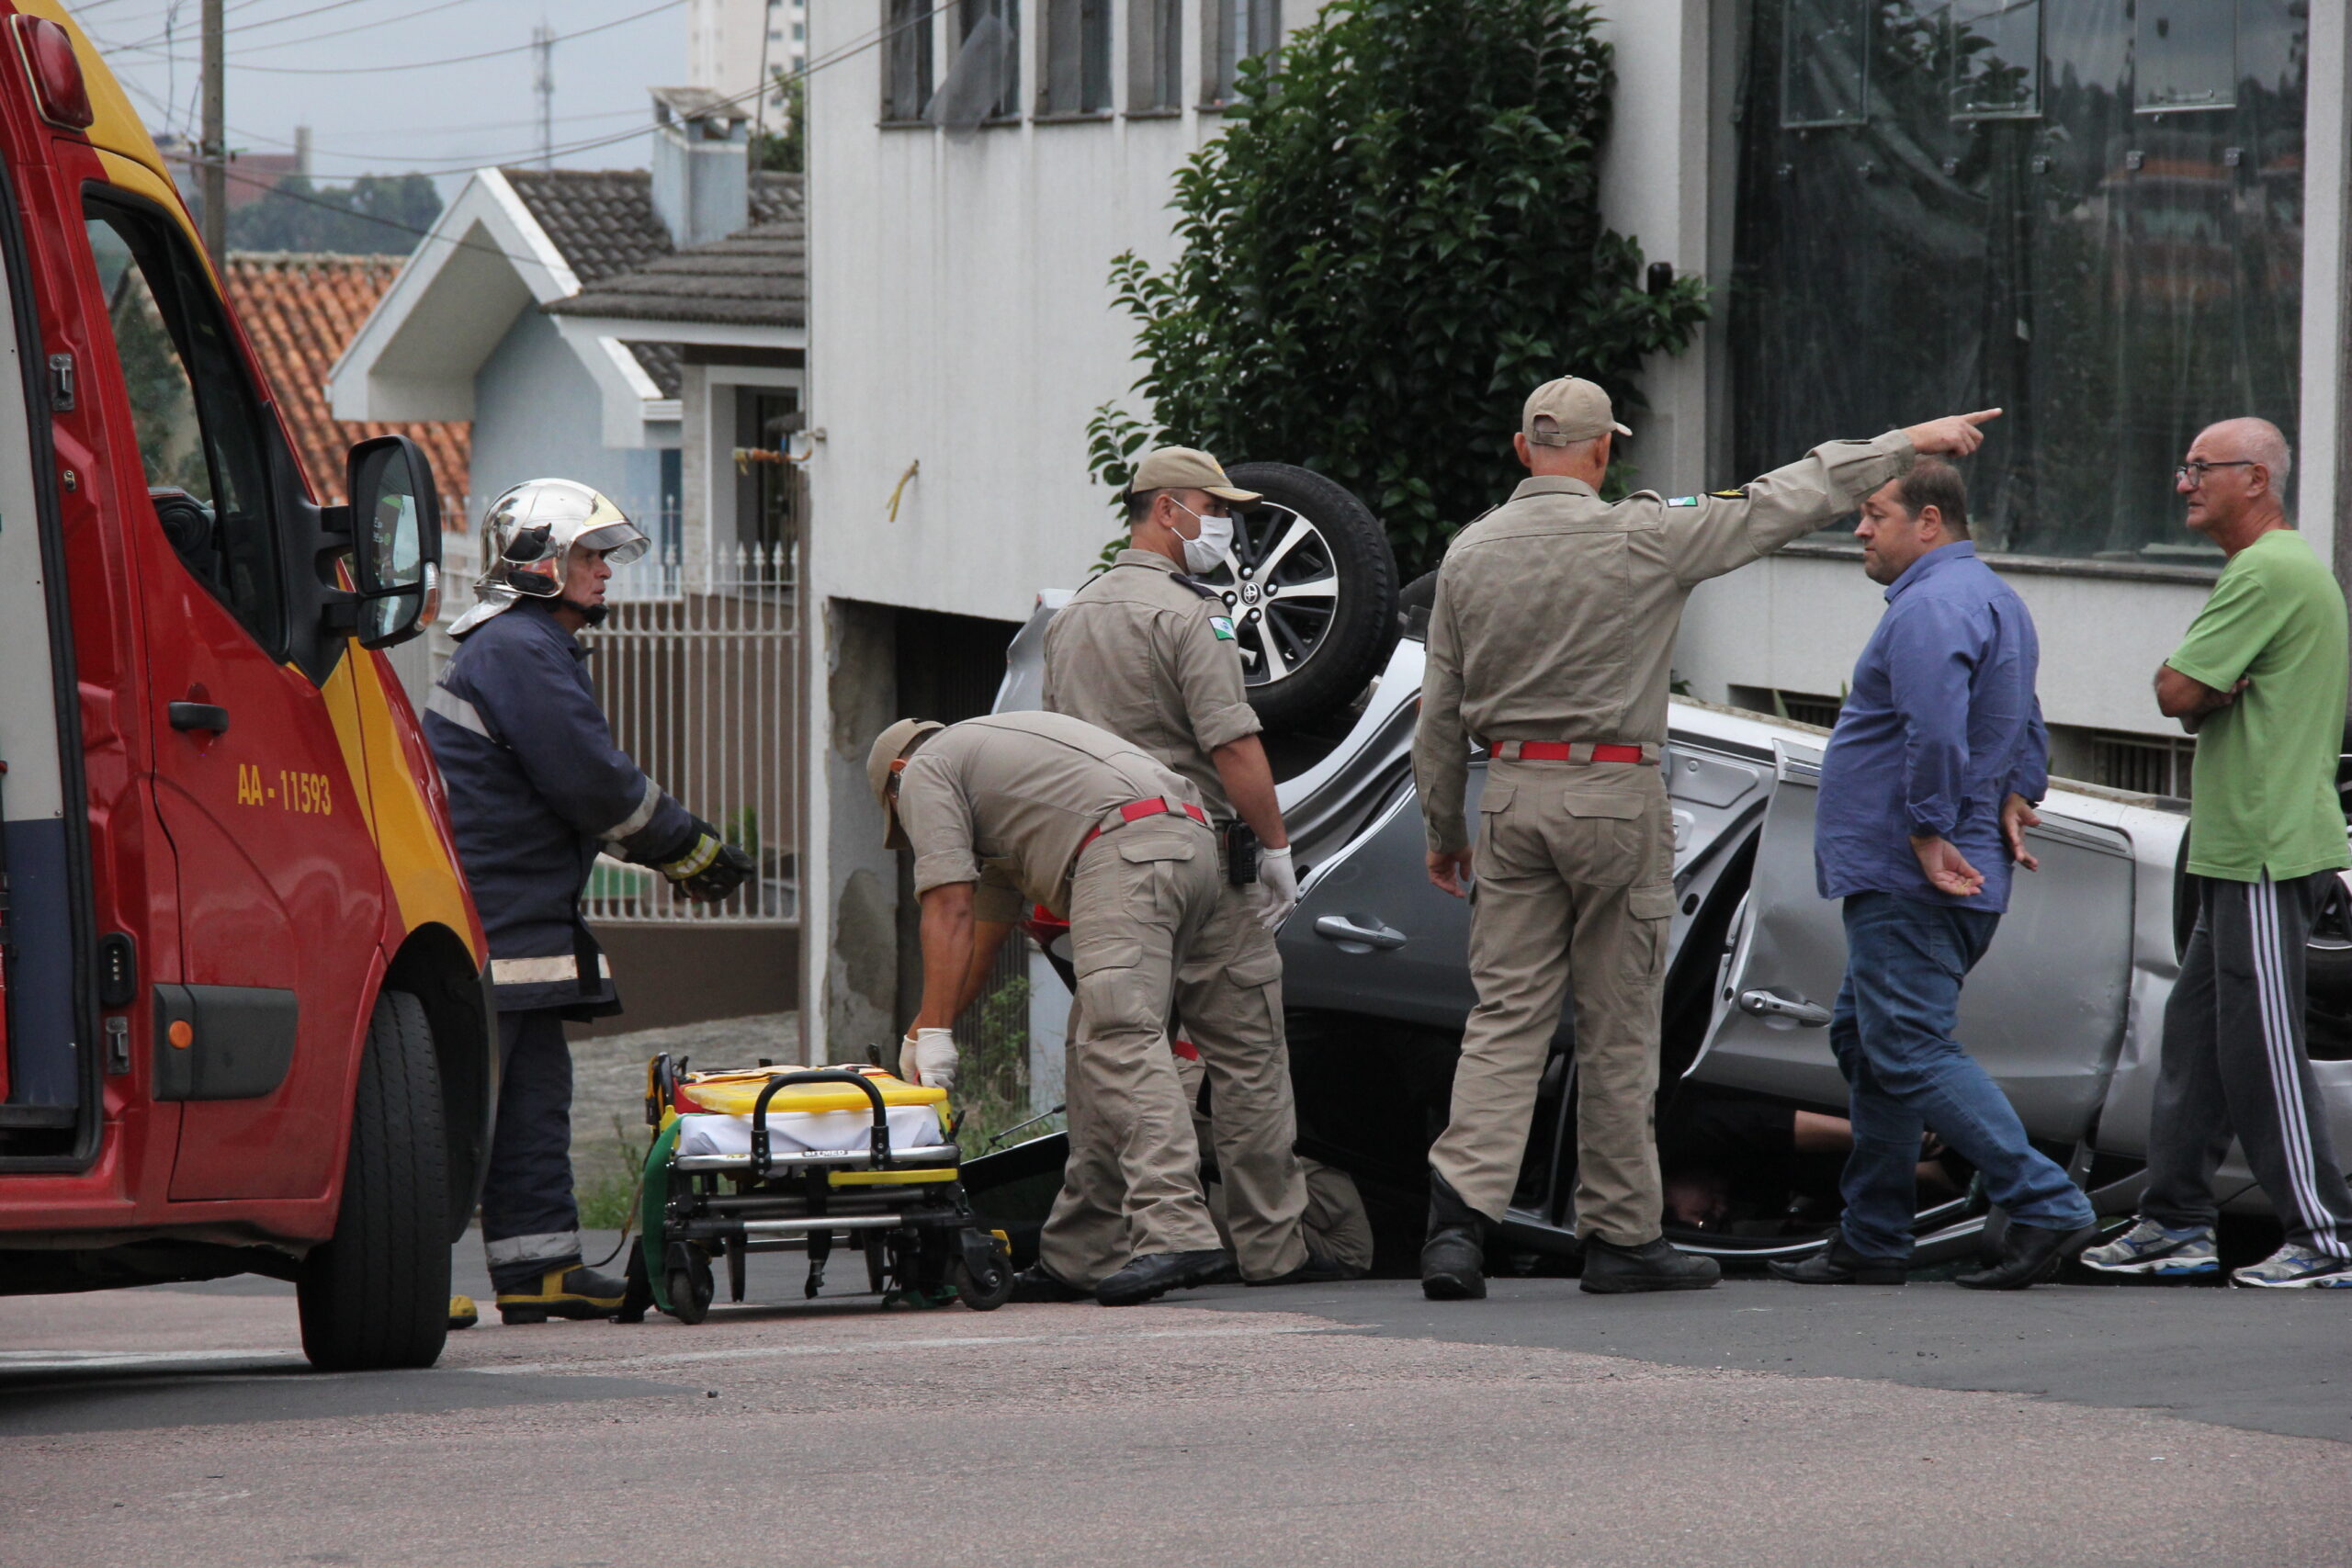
top-left (2078, 1220), bottom-right (2219, 1278)
top-left (2231, 1243), bottom-right (2352, 1289)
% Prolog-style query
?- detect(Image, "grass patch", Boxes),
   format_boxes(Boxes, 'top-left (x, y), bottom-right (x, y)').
top-left (575, 1111), bottom-right (651, 1231)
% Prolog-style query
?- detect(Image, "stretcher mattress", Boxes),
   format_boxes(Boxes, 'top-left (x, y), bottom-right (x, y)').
top-left (674, 1104), bottom-right (946, 1159)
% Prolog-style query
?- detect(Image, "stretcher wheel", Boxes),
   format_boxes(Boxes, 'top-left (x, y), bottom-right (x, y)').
top-left (955, 1229), bottom-right (1015, 1312)
top-left (616, 1245), bottom-right (654, 1325)
top-left (665, 1244), bottom-right (715, 1325)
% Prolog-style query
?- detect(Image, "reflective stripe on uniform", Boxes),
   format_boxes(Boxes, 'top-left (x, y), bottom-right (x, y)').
top-left (490, 953), bottom-right (613, 986)
top-left (600, 777), bottom-right (663, 842)
top-left (426, 684), bottom-right (494, 740)
top-left (483, 1229), bottom-right (582, 1266)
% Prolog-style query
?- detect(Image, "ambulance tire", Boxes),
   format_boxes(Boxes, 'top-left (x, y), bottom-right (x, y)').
top-left (1219, 463), bottom-right (1398, 732)
top-left (299, 989), bottom-right (452, 1372)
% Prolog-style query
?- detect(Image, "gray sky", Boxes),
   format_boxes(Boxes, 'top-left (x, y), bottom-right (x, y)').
top-left (74, 0), bottom-right (706, 195)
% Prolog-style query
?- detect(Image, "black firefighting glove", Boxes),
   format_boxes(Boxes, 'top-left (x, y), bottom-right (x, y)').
top-left (657, 817), bottom-right (756, 903)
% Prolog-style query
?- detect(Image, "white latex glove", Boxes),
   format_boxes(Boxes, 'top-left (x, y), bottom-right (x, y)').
top-left (904, 1027), bottom-right (959, 1093)
top-left (1254, 844), bottom-right (1300, 930)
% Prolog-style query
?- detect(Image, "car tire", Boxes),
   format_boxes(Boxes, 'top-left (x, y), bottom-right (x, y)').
top-left (1209, 462), bottom-right (1398, 731)
top-left (2307, 874), bottom-right (2352, 1058)
top-left (298, 989), bottom-right (452, 1372)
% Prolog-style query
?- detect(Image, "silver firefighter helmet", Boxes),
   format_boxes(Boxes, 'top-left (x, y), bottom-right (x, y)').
top-left (449, 479), bottom-right (650, 636)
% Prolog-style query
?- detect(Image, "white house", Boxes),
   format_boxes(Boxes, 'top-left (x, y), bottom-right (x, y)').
top-left (801, 0), bottom-right (2349, 1063)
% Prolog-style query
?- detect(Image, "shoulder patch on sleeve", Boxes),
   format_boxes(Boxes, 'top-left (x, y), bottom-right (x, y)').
top-left (1207, 615), bottom-right (1237, 641)
top-left (1666, 495), bottom-right (1700, 508)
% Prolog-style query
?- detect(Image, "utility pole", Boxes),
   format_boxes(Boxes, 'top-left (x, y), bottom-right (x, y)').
top-left (200, 0), bottom-right (224, 262)
top-left (532, 24), bottom-right (555, 169)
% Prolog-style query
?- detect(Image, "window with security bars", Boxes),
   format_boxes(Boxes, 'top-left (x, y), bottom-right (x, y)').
top-left (1041, 0), bottom-right (1113, 113)
top-left (1202, 0), bottom-right (1279, 107)
top-left (2089, 731), bottom-right (2193, 799)
top-left (881, 0), bottom-right (933, 119)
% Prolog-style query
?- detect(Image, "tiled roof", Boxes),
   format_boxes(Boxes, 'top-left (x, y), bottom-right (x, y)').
top-left (223, 252), bottom-right (472, 512)
top-left (500, 167), bottom-right (673, 286)
top-left (544, 173), bottom-right (805, 331)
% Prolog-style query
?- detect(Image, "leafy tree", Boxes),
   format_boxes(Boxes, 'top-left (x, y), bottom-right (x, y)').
top-left (222, 173), bottom-right (443, 255)
top-left (752, 71), bottom-right (805, 174)
top-left (1089, 0), bottom-right (1709, 575)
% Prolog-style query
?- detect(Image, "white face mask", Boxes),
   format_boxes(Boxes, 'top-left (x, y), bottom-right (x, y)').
top-left (1175, 502), bottom-right (1235, 574)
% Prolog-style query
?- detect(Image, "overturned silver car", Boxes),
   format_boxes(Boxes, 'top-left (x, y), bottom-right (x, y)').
top-left (978, 466), bottom-right (2352, 1270)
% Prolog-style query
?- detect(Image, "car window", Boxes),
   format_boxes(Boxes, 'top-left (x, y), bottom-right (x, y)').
top-left (84, 197), bottom-right (284, 653)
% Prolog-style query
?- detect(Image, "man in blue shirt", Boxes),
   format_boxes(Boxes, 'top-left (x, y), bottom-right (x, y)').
top-left (1770, 459), bottom-right (2097, 1291)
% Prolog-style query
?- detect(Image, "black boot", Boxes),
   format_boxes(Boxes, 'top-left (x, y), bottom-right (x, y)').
top-left (1768, 1234), bottom-right (1907, 1286)
top-left (1007, 1263), bottom-right (1092, 1303)
top-left (496, 1264), bottom-right (628, 1324)
top-left (1421, 1174), bottom-right (1487, 1302)
top-left (1096, 1249), bottom-right (1231, 1306)
top-left (1579, 1235), bottom-right (1721, 1294)
top-left (1953, 1221), bottom-right (2098, 1291)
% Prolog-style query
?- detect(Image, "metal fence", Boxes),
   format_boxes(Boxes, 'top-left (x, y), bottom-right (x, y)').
top-left (431, 520), bottom-right (803, 926)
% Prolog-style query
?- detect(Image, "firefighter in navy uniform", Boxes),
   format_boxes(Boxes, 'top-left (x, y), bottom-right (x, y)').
top-left (425, 479), bottom-right (752, 1325)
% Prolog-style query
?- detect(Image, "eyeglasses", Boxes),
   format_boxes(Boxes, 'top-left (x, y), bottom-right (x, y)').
top-left (2175, 459), bottom-right (2257, 488)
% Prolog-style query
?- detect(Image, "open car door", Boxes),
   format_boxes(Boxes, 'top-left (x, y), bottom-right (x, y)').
top-left (1689, 742), bottom-right (2135, 1145)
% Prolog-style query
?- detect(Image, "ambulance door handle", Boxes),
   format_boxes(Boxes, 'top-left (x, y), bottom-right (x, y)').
top-left (168, 701), bottom-right (232, 735)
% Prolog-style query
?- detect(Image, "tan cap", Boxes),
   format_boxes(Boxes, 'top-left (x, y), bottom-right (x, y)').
top-left (866, 718), bottom-right (944, 849)
top-left (1127, 446), bottom-right (1261, 504)
top-left (1522, 377), bottom-right (1631, 446)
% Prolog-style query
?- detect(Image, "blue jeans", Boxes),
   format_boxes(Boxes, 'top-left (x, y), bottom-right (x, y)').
top-left (1830, 893), bottom-right (2096, 1261)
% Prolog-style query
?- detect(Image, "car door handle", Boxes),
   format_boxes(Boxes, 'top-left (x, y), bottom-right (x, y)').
top-left (1738, 988), bottom-right (1831, 1027)
top-left (168, 701), bottom-right (231, 735)
top-left (1314, 915), bottom-right (1407, 951)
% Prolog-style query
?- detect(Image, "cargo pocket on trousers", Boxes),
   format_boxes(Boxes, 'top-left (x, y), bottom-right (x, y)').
top-left (1226, 943), bottom-right (1284, 1023)
top-left (1623, 882), bottom-right (1676, 985)
top-left (1564, 791), bottom-right (1645, 876)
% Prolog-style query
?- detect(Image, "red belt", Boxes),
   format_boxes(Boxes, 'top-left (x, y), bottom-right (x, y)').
top-left (1078, 795), bottom-right (1208, 852)
top-left (1482, 741), bottom-right (1652, 764)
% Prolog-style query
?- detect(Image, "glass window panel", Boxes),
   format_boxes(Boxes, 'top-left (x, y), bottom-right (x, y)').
top-left (882, 0), bottom-right (934, 119)
top-left (85, 201), bottom-right (285, 646)
top-left (1951, 0), bottom-right (2041, 119)
top-left (1128, 0), bottom-right (1182, 109)
top-left (2136, 1), bottom-right (2236, 112)
top-left (1042, 0), bottom-right (1112, 112)
top-left (1733, 0), bottom-right (2303, 565)
top-left (1781, 0), bottom-right (1871, 128)
top-left (1204, 0), bottom-right (1279, 106)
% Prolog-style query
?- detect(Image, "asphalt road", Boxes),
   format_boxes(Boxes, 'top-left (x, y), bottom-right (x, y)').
top-left (4, 1236), bottom-right (2348, 1567)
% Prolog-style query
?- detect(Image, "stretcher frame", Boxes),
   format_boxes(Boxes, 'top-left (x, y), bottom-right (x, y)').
top-left (618, 1058), bottom-right (1013, 1322)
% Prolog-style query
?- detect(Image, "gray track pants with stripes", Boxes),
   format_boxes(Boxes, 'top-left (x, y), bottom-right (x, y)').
top-left (2143, 870), bottom-right (2352, 1257)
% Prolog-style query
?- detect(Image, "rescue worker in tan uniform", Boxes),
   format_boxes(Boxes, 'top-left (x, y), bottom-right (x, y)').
top-left (868, 709), bottom-right (1233, 1306)
top-left (1414, 376), bottom-right (2001, 1300)
top-left (1038, 446), bottom-right (1366, 1288)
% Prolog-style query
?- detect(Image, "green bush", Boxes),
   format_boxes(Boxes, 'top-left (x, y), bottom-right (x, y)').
top-left (1089, 0), bottom-right (1710, 577)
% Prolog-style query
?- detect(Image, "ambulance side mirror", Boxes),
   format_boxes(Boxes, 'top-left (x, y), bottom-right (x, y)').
top-left (345, 434), bottom-right (444, 650)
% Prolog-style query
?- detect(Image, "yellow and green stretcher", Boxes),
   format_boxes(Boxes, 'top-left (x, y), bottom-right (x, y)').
top-left (618, 1055), bottom-right (1013, 1322)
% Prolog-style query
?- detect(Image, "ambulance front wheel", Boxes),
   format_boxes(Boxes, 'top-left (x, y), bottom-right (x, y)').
top-left (299, 990), bottom-right (451, 1371)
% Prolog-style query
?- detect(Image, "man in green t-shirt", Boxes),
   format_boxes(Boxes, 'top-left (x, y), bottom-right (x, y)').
top-left (2082, 417), bottom-right (2352, 1289)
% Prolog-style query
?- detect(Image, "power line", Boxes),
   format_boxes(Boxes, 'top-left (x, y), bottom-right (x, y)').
top-left (98, 0), bottom-right (684, 73)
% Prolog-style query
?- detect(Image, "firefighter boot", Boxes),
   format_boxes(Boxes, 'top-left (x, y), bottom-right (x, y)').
top-left (1421, 1173), bottom-right (1487, 1302)
top-left (448, 1294), bottom-right (481, 1330)
top-left (496, 1265), bottom-right (628, 1324)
